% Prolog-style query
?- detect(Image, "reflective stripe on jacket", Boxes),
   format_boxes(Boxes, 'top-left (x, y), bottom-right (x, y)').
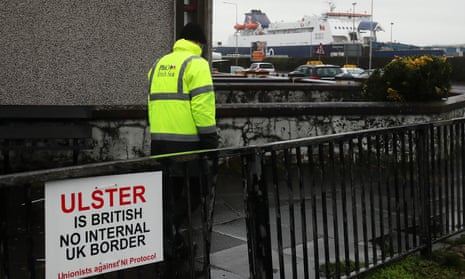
top-left (148, 39), bottom-right (216, 143)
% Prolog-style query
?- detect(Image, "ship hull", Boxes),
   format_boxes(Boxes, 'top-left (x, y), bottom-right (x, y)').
top-left (213, 44), bottom-right (356, 58)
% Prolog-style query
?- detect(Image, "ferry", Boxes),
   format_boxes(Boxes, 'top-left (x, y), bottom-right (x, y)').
top-left (213, 3), bottom-right (384, 58)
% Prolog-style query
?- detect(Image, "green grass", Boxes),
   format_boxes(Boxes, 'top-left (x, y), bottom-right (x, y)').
top-left (360, 255), bottom-right (461, 279)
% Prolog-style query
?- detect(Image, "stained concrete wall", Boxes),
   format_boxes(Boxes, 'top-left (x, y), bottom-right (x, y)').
top-left (0, 0), bottom-right (174, 105)
top-left (79, 97), bottom-right (465, 162)
top-left (100, 109), bottom-right (465, 158)
top-left (86, 83), bottom-right (465, 159)
top-left (2, 86), bottom-right (465, 173)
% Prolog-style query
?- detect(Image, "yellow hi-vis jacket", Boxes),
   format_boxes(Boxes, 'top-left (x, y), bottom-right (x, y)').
top-left (148, 39), bottom-right (217, 149)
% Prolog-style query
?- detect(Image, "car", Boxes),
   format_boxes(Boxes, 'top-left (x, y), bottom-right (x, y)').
top-left (287, 64), bottom-right (343, 80)
top-left (349, 69), bottom-right (382, 81)
top-left (230, 65), bottom-right (245, 74)
top-left (335, 65), bottom-right (366, 80)
top-left (236, 62), bottom-right (276, 77)
top-left (357, 69), bottom-right (379, 78)
top-left (248, 62), bottom-right (276, 74)
top-left (340, 66), bottom-right (365, 76)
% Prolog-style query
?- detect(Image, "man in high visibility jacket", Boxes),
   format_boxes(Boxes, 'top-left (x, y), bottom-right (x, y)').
top-left (148, 22), bottom-right (218, 156)
top-left (147, 23), bottom-right (218, 278)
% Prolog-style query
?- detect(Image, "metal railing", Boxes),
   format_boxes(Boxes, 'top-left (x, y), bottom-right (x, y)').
top-left (1, 117), bottom-right (465, 279)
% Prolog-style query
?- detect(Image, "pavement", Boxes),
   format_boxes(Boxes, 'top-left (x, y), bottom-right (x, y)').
top-left (202, 170), bottom-right (465, 279)
top-left (208, 173), bottom-right (250, 279)
top-left (452, 83), bottom-right (465, 94)
top-left (205, 171), bottom-right (333, 279)
top-left (201, 85), bottom-right (465, 278)
top-left (204, 169), bottom-right (383, 279)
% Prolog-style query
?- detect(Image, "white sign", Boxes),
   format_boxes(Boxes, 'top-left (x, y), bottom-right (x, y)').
top-left (45, 171), bottom-right (163, 279)
top-left (315, 43), bottom-right (325, 55)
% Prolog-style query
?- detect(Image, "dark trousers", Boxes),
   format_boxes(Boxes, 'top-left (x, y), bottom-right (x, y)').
top-left (161, 161), bottom-right (203, 278)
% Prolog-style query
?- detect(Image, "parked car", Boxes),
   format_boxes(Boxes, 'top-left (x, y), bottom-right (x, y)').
top-left (248, 62), bottom-right (276, 74)
top-left (230, 65), bottom-right (245, 74)
top-left (357, 69), bottom-right (378, 79)
top-left (288, 64), bottom-right (343, 80)
top-left (334, 65), bottom-right (366, 81)
top-left (349, 69), bottom-right (381, 81)
top-left (340, 66), bottom-right (365, 76)
top-left (235, 62), bottom-right (276, 77)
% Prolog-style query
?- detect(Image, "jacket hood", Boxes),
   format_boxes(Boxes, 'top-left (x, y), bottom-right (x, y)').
top-left (173, 39), bottom-right (202, 56)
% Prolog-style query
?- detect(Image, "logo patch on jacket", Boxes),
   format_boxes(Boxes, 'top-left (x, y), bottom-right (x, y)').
top-left (158, 64), bottom-right (176, 77)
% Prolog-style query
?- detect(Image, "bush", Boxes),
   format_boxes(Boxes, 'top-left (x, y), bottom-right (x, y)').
top-left (363, 55), bottom-right (452, 102)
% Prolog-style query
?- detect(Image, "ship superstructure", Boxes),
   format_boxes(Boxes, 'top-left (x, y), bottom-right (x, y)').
top-left (214, 5), bottom-right (383, 58)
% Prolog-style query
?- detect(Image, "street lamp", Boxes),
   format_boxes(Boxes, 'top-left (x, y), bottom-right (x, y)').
top-left (368, 0), bottom-right (373, 71)
top-left (309, 27), bottom-right (314, 58)
top-left (352, 2), bottom-right (357, 43)
top-left (223, 1), bottom-right (238, 62)
top-left (390, 22), bottom-right (394, 49)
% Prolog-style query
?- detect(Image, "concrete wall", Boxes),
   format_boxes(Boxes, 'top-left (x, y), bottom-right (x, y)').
top-left (2, 86), bottom-right (465, 173)
top-left (0, 0), bottom-right (174, 105)
top-left (84, 90), bottom-right (465, 161)
top-left (85, 109), bottom-right (465, 160)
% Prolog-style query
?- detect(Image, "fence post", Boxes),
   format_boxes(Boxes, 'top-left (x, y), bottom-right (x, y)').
top-left (200, 155), bottom-right (218, 279)
top-left (417, 127), bottom-right (432, 257)
top-left (242, 151), bottom-right (273, 279)
top-left (0, 188), bottom-right (9, 278)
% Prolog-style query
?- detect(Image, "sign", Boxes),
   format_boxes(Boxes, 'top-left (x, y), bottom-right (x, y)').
top-left (45, 171), bottom-right (163, 279)
top-left (344, 44), bottom-right (362, 56)
top-left (251, 41), bottom-right (266, 61)
top-left (315, 43), bottom-right (326, 56)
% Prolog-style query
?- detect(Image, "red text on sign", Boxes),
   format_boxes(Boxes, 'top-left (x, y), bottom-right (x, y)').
top-left (60, 185), bottom-right (146, 213)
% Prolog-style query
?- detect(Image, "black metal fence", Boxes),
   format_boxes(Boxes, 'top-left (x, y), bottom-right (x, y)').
top-left (1, 117), bottom-right (465, 279)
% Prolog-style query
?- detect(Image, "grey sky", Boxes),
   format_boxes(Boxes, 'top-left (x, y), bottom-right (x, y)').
top-left (213, 0), bottom-right (465, 46)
